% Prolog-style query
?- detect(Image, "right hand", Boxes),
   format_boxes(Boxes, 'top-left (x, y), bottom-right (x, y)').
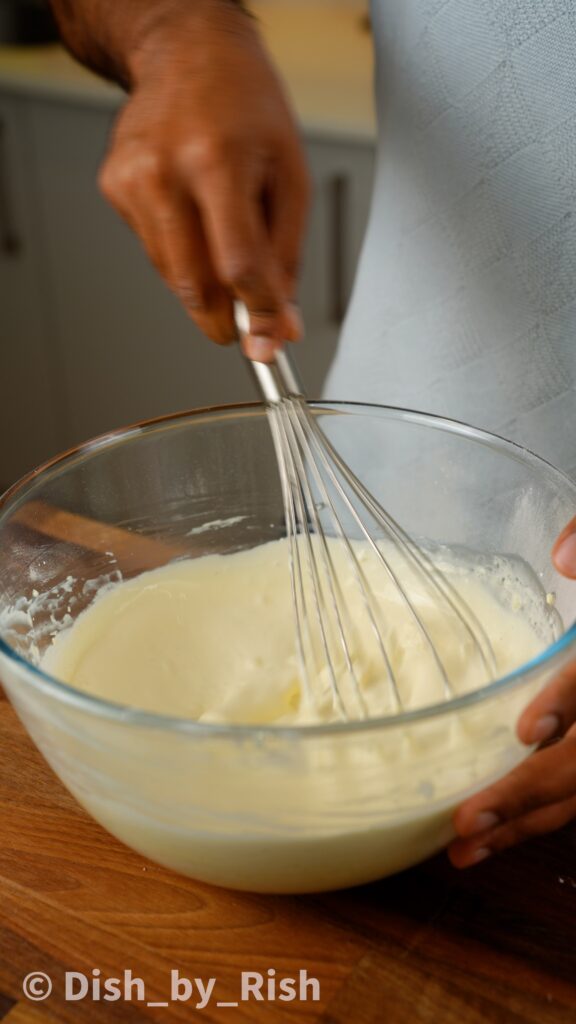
top-left (99, 0), bottom-right (310, 361)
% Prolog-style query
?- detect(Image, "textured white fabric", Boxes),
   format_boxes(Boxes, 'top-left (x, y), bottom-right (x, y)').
top-left (324, 0), bottom-right (576, 478)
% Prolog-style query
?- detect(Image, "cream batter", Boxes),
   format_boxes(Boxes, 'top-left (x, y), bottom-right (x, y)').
top-left (42, 537), bottom-right (548, 725)
top-left (35, 538), bottom-right (558, 891)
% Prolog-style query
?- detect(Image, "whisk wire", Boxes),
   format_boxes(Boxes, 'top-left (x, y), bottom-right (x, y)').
top-left (268, 410), bottom-right (313, 706)
top-left (313, 422), bottom-right (498, 679)
top-left (289, 399), bottom-right (401, 714)
top-left (274, 404), bottom-right (349, 719)
top-left (299, 404), bottom-right (455, 699)
top-left (281, 400), bottom-right (371, 718)
top-left (238, 305), bottom-right (498, 722)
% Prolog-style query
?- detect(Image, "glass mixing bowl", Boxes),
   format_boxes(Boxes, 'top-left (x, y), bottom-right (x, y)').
top-left (0, 403), bottom-right (575, 893)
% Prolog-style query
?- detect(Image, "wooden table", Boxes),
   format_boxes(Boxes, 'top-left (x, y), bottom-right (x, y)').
top-left (0, 685), bottom-right (575, 1024)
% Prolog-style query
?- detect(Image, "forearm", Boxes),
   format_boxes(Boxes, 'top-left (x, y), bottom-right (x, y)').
top-left (49, 0), bottom-right (250, 88)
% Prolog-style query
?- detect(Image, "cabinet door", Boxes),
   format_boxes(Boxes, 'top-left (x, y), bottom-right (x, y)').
top-left (296, 137), bottom-right (375, 396)
top-left (26, 97), bottom-right (256, 449)
top-left (0, 94), bottom-right (64, 487)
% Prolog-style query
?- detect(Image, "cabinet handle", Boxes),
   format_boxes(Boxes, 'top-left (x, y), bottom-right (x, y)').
top-left (0, 119), bottom-right (21, 257)
top-left (328, 173), bottom-right (349, 325)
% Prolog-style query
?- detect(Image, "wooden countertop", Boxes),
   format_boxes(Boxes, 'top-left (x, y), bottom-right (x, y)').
top-left (0, 2), bottom-right (375, 142)
top-left (0, 682), bottom-right (575, 1024)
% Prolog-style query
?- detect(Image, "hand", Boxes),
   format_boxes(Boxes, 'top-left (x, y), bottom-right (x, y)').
top-left (99, 1), bottom-right (310, 361)
top-left (449, 516), bottom-right (576, 867)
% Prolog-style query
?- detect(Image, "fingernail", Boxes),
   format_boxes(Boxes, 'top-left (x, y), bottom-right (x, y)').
top-left (472, 847), bottom-right (492, 865)
top-left (554, 533), bottom-right (576, 575)
top-left (246, 336), bottom-right (277, 362)
top-left (469, 811), bottom-right (500, 835)
top-left (530, 712), bottom-right (561, 744)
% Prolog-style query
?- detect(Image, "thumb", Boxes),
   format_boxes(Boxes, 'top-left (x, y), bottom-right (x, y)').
top-left (552, 516), bottom-right (576, 578)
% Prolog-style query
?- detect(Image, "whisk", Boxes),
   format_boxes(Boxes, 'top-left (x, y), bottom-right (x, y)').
top-left (236, 307), bottom-right (497, 721)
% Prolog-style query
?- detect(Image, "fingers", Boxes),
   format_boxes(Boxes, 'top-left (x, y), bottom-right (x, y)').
top-left (455, 734), bottom-right (576, 835)
top-left (449, 792), bottom-right (576, 867)
top-left (194, 160), bottom-right (303, 362)
top-left (136, 195), bottom-right (236, 345)
top-left (102, 141), bottom-right (305, 359)
top-left (450, 734), bottom-right (576, 867)
top-left (450, 662), bottom-right (576, 868)
top-left (100, 117), bottom-right (309, 359)
top-left (99, 151), bottom-right (236, 345)
top-left (553, 515), bottom-right (576, 577)
top-left (517, 660), bottom-right (576, 745)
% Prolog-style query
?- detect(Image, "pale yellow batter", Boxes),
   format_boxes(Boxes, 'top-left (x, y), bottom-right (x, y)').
top-left (36, 538), bottom-right (556, 891)
top-left (43, 537), bottom-right (546, 725)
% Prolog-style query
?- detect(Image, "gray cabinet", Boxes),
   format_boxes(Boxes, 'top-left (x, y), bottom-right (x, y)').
top-left (0, 90), bottom-right (374, 485)
top-left (0, 94), bottom-right (63, 487)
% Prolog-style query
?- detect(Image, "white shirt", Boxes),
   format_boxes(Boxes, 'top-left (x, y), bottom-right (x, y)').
top-left (325, 0), bottom-right (576, 478)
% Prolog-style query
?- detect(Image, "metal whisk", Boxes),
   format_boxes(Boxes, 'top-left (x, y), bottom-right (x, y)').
top-left (237, 310), bottom-right (497, 721)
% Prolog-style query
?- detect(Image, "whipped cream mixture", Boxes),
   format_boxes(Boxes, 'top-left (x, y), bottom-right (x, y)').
top-left (43, 537), bottom-right (547, 725)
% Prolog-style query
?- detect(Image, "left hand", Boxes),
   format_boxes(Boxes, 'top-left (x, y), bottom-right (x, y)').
top-left (449, 516), bottom-right (576, 867)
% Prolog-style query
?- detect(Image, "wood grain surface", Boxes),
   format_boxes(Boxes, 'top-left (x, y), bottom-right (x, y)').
top-left (0, 682), bottom-right (575, 1024)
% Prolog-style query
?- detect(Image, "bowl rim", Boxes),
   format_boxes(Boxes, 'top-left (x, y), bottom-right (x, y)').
top-left (1, 399), bottom-right (575, 739)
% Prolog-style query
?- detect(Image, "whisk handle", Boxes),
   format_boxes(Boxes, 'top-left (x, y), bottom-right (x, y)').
top-left (246, 349), bottom-right (304, 404)
top-left (235, 301), bottom-right (305, 404)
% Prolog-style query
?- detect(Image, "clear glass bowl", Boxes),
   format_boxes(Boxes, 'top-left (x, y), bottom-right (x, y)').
top-left (1, 403), bottom-right (575, 893)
